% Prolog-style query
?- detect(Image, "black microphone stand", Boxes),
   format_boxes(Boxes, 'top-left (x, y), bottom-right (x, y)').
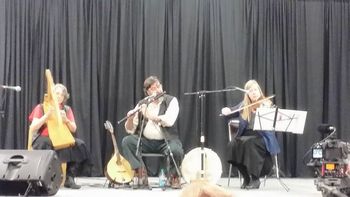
top-left (0, 87), bottom-right (8, 118)
top-left (135, 110), bottom-right (152, 190)
top-left (0, 85), bottom-right (21, 118)
top-left (0, 88), bottom-right (8, 137)
top-left (118, 92), bottom-right (176, 190)
top-left (184, 88), bottom-right (240, 179)
top-left (132, 105), bottom-right (182, 190)
top-left (118, 99), bottom-right (152, 190)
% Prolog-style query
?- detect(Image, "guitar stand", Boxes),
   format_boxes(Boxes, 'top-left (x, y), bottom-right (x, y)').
top-left (104, 179), bottom-right (131, 189)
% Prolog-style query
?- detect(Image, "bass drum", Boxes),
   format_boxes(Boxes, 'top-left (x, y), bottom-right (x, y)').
top-left (181, 147), bottom-right (222, 184)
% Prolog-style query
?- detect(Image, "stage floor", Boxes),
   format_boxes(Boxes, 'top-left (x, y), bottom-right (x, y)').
top-left (56, 177), bottom-right (322, 197)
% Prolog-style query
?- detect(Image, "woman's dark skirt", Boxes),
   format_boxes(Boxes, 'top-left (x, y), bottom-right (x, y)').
top-left (33, 136), bottom-right (92, 176)
top-left (227, 133), bottom-right (273, 177)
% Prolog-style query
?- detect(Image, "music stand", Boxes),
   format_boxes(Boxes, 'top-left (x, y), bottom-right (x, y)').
top-left (253, 107), bottom-right (307, 192)
top-left (254, 107), bottom-right (307, 134)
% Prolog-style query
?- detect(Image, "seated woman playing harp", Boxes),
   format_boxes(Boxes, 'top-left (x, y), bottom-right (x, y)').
top-left (28, 84), bottom-right (91, 189)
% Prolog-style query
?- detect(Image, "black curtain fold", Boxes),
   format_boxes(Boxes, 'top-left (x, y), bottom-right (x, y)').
top-left (0, 0), bottom-right (349, 177)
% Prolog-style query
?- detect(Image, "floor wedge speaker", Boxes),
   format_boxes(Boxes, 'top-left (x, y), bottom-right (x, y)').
top-left (0, 149), bottom-right (62, 196)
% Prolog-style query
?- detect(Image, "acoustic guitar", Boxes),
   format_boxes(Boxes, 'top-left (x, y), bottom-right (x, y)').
top-left (104, 120), bottom-right (134, 184)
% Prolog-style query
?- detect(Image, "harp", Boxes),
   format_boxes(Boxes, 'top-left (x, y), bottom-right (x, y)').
top-left (43, 69), bottom-right (75, 150)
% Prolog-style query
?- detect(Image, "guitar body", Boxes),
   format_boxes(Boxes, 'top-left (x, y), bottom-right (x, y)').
top-left (105, 154), bottom-right (134, 184)
top-left (104, 120), bottom-right (134, 184)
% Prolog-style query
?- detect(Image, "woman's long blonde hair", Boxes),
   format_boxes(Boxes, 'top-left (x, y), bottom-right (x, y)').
top-left (241, 80), bottom-right (266, 121)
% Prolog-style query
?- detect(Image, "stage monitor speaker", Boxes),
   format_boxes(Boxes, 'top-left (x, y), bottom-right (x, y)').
top-left (0, 149), bottom-right (62, 196)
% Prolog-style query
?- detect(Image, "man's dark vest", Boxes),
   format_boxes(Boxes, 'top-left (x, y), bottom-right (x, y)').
top-left (135, 94), bottom-right (179, 140)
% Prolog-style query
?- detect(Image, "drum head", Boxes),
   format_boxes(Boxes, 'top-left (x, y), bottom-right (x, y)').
top-left (181, 147), bottom-right (222, 184)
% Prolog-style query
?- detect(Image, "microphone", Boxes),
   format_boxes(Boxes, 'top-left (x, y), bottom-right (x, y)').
top-left (318, 124), bottom-right (336, 134)
top-left (329, 126), bottom-right (336, 131)
top-left (1, 85), bottom-right (21, 92)
top-left (138, 94), bottom-right (156, 104)
top-left (232, 86), bottom-right (248, 93)
top-left (138, 91), bottom-right (166, 105)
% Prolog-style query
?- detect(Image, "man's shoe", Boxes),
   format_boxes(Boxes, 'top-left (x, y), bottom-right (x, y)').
top-left (64, 176), bottom-right (81, 189)
top-left (240, 178), bottom-right (250, 189)
top-left (245, 179), bottom-right (260, 190)
top-left (132, 167), bottom-right (149, 189)
top-left (132, 173), bottom-right (139, 189)
top-left (138, 167), bottom-right (149, 187)
top-left (170, 176), bottom-right (181, 189)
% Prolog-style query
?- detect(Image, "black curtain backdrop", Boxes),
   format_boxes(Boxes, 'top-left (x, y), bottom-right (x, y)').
top-left (0, 0), bottom-right (349, 177)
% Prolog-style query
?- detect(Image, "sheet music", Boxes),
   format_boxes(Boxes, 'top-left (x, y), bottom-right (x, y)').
top-left (253, 108), bottom-right (307, 134)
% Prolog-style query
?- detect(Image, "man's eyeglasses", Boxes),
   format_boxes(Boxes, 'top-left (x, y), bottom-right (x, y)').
top-left (148, 82), bottom-right (161, 91)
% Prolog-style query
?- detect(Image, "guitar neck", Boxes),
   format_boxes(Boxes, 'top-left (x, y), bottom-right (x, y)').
top-left (110, 133), bottom-right (121, 161)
